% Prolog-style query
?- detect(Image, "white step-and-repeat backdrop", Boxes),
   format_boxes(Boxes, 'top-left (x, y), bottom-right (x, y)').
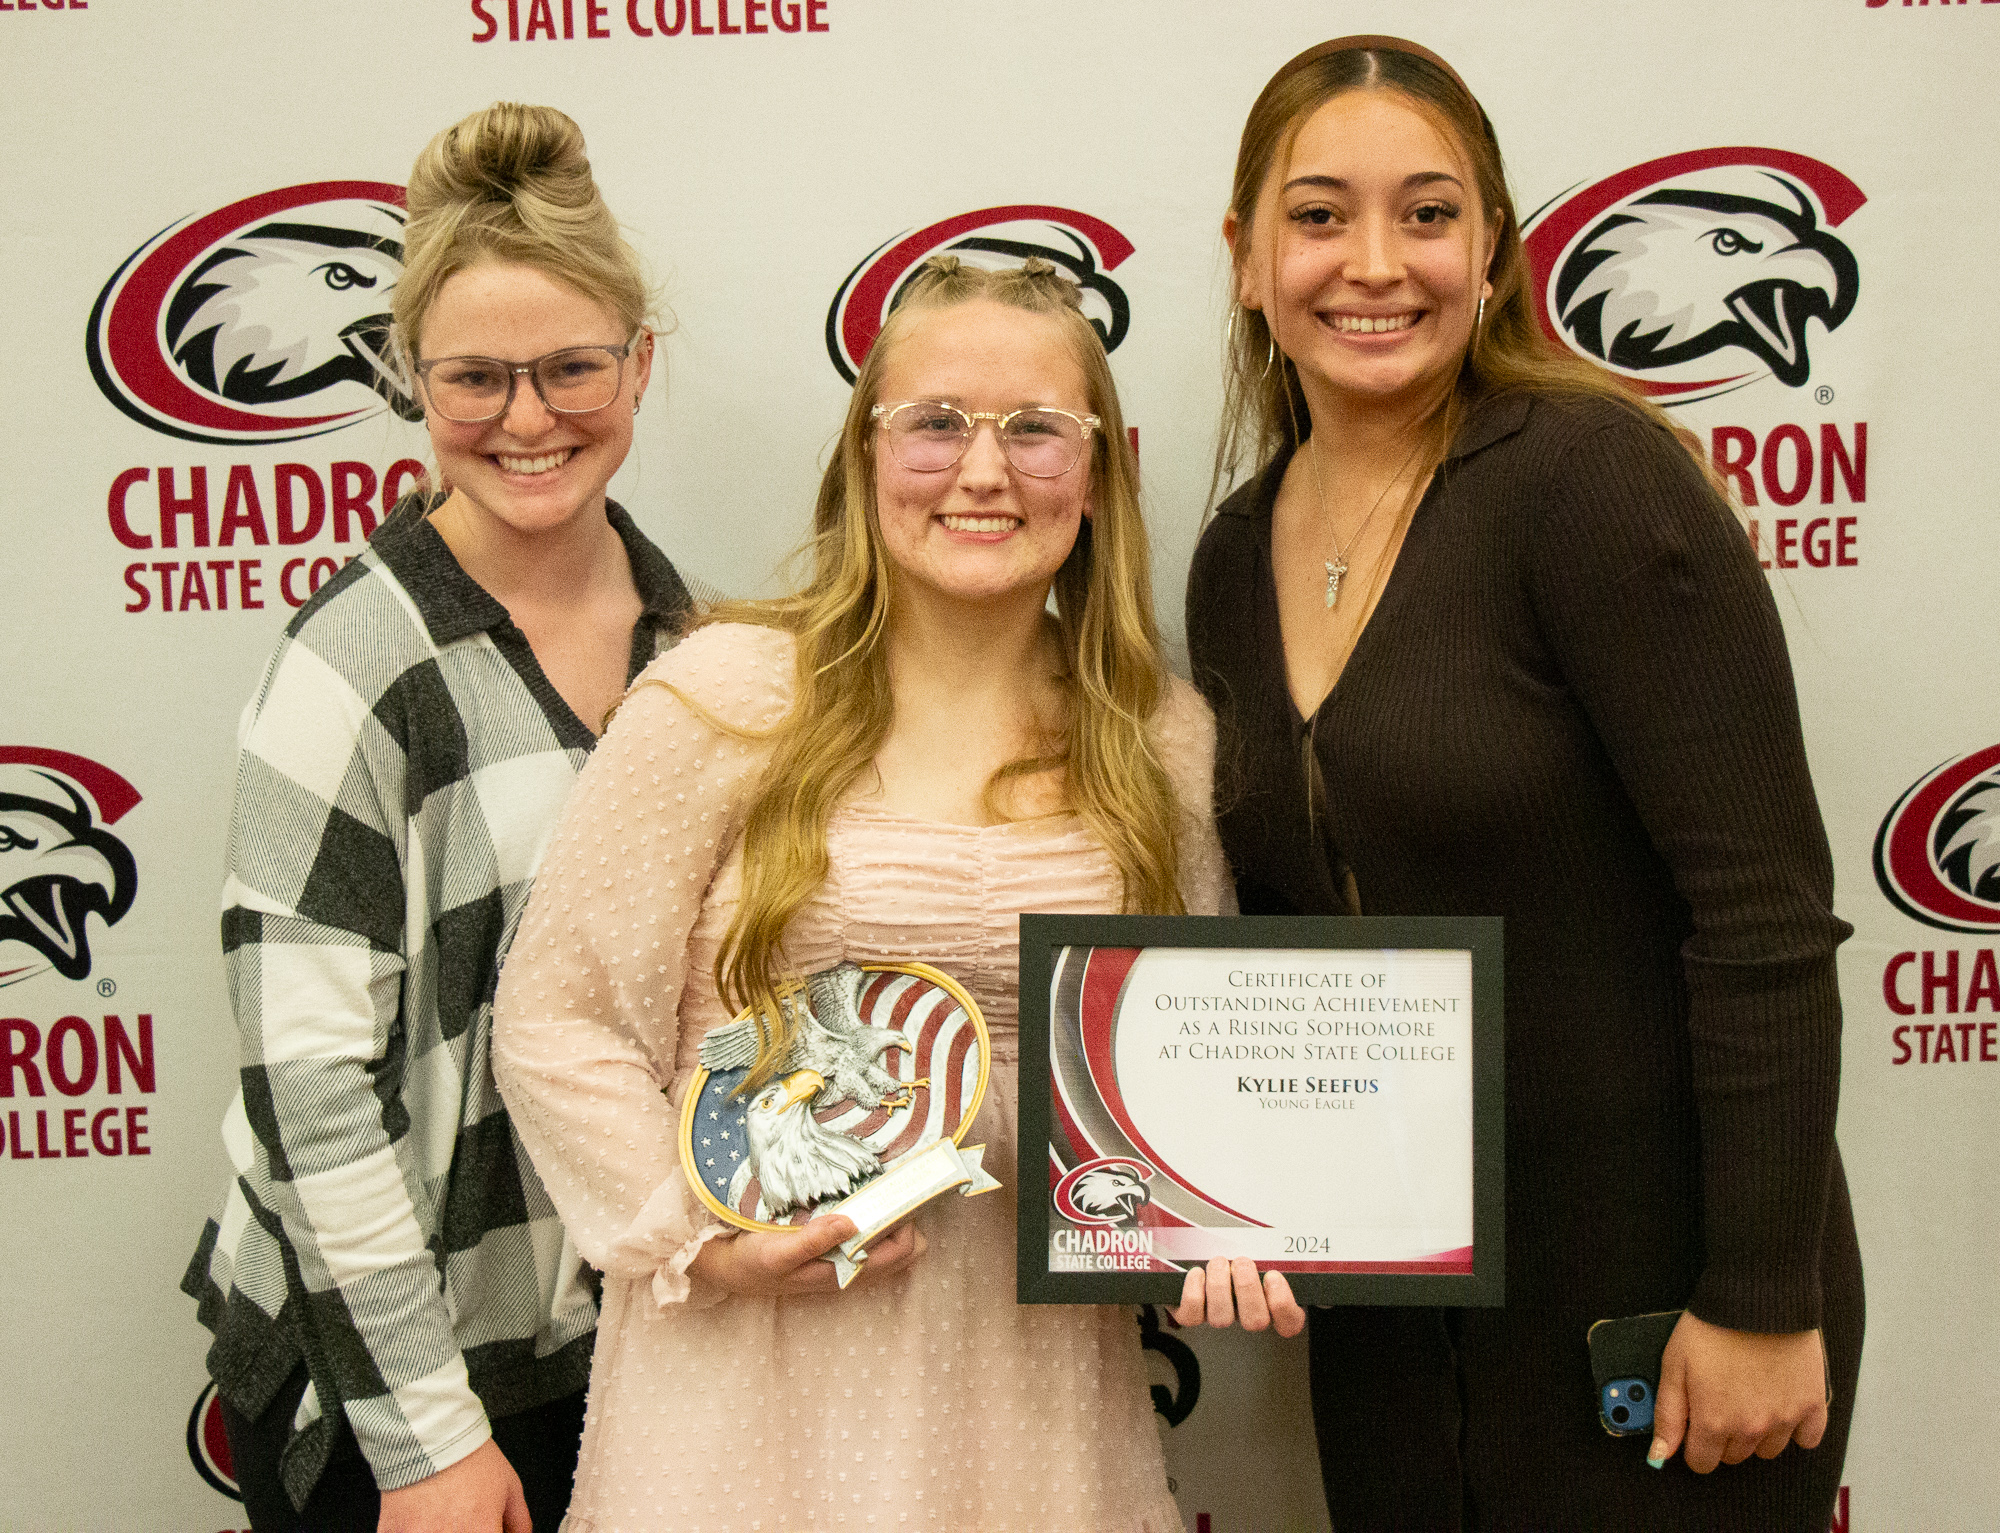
top-left (3, 2), bottom-right (1993, 1529)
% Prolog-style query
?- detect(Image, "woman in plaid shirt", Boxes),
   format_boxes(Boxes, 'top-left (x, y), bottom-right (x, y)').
top-left (183, 103), bottom-right (691, 1533)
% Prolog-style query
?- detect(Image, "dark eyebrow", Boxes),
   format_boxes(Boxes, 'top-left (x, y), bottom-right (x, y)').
top-left (1282, 171), bottom-right (1466, 195)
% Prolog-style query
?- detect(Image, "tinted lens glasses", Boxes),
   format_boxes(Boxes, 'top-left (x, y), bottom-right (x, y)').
top-left (872, 401), bottom-right (1098, 478)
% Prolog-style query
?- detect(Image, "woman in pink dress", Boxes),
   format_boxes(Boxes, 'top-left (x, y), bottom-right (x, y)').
top-left (493, 257), bottom-right (1226, 1532)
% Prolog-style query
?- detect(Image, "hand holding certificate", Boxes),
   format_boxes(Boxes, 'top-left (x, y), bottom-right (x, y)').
top-left (1018, 914), bottom-right (1504, 1307)
top-left (1171, 1256), bottom-right (1308, 1337)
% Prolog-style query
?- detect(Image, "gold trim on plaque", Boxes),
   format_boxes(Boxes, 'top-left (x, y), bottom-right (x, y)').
top-left (678, 961), bottom-right (991, 1233)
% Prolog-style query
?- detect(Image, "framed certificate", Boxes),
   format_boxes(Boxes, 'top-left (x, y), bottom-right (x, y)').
top-left (1018, 914), bottom-right (1503, 1306)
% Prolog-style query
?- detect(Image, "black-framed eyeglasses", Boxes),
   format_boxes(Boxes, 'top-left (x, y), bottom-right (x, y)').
top-left (871, 400), bottom-right (1100, 479)
top-left (413, 337), bottom-right (639, 423)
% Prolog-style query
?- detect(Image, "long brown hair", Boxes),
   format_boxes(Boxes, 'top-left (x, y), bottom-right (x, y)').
top-left (1215, 37), bottom-right (1698, 500)
top-left (693, 257), bottom-right (1184, 1090)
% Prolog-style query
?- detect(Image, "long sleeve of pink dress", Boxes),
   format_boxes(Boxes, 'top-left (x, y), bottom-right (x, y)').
top-left (494, 622), bottom-right (1229, 1533)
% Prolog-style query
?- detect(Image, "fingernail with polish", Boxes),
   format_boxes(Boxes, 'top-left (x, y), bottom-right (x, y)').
top-left (1646, 1446), bottom-right (1665, 1469)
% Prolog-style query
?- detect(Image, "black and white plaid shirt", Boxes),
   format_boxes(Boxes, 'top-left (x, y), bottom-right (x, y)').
top-left (183, 498), bottom-right (689, 1507)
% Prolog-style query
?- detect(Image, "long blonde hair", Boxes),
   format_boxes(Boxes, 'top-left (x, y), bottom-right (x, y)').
top-left (1215, 37), bottom-right (1700, 502)
top-left (705, 257), bottom-right (1183, 1089)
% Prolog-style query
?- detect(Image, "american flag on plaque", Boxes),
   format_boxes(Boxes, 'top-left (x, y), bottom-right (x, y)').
top-left (680, 960), bottom-right (993, 1232)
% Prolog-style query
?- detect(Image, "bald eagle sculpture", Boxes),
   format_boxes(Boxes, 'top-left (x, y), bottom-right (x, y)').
top-left (728, 1069), bottom-right (882, 1219)
top-left (699, 960), bottom-right (925, 1111)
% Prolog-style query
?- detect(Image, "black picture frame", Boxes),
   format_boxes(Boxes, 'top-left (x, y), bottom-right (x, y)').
top-left (1017, 913), bottom-right (1504, 1307)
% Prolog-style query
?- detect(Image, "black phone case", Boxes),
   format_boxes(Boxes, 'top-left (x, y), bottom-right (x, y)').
top-left (1587, 1309), bottom-right (1682, 1436)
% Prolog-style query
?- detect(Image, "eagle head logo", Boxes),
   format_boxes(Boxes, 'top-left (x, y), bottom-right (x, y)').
top-left (1524, 149), bottom-right (1865, 403)
top-left (825, 204), bottom-right (1135, 382)
top-left (1874, 744), bottom-right (2000, 935)
top-left (88, 181), bottom-right (417, 445)
top-left (0, 749), bottom-right (141, 988)
top-left (1054, 1156), bottom-right (1155, 1228)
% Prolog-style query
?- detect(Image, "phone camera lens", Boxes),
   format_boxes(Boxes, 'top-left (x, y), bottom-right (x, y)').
top-left (1629, 1383), bottom-right (1647, 1402)
top-left (1611, 1404), bottom-right (1630, 1424)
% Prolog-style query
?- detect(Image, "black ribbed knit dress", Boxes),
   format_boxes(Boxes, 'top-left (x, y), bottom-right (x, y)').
top-left (1185, 392), bottom-right (1862, 1531)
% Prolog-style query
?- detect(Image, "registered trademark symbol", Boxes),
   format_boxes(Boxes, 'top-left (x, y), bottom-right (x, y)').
top-left (97, 978), bottom-right (116, 997)
top-left (1815, 385), bottom-right (1835, 406)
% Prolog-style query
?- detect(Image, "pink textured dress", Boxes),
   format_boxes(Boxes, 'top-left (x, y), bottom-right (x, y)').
top-left (494, 623), bottom-right (1229, 1533)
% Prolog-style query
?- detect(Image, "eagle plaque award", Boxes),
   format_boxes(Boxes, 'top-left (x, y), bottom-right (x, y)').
top-left (680, 960), bottom-right (997, 1287)
top-left (1018, 914), bottom-right (1504, 1306)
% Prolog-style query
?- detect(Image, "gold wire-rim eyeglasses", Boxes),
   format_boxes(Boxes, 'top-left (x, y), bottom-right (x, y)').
top-left (871, 400), bottom-right (1100, 478)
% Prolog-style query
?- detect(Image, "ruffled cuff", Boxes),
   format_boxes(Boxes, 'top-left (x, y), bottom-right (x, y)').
top-left (601, 1168), bottom-right (734, 1312)
top-left (654, 1222), bottom-right (734, 1311)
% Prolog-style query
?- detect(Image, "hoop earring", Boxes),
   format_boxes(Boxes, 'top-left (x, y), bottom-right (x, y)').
top-left (1228, 305), bottom-right (1279, 381)
top-left (1475, 294), bottom-right (1486, 337)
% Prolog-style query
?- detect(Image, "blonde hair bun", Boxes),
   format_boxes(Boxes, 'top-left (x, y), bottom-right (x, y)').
top-left (415, 102), bottom-right (587, 207)
top-left (395, 102), bottom-right (657, 359)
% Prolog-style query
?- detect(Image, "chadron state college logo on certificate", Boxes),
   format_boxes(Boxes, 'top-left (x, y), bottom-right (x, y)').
top-left (1019, 914), bottom-right (1505, 1307)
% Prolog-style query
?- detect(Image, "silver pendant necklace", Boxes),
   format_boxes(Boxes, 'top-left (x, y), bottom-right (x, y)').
top-left (1309, 435), bottom-right (1425, 611)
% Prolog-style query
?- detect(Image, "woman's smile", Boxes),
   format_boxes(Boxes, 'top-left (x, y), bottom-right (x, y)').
top-left (492, 446), bottom-right (578, 476)
top-left (1232, 91), bottom-right (1495, 419)
top-left (418, 260), bottom-right (649, 547)
top-left (938, 511), bottom-right (1024, 536)
top-left (1326, 310), bottom-right (1422, 335)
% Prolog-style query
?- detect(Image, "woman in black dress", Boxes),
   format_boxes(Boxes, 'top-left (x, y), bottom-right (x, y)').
top-left (1181, 36), bottom-right (1861, 1530)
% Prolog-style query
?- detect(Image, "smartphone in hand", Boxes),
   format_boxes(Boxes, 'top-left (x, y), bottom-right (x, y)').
top-left (1587, 1309), bottom-right (1683, 1437)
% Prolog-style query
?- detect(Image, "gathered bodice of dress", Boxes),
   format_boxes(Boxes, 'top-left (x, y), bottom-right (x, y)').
top-left (674, 799), bottom-right (1123, 1075)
